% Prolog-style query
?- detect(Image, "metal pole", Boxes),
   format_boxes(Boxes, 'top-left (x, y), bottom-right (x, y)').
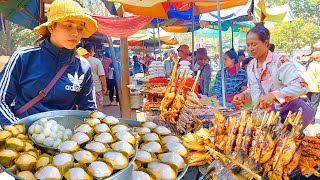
top-left (231, 21), bottom-right (234, 49)
top-left (152, 27), bottom-right (156, 59)
top-left (217, 0), bottom-right (226, 107)
top-left (157, 19), bottom-right (162, 61)
top-left (191, 3), bottom-right (195, 72)
top-left (107, 36), bottom-right (122, 106)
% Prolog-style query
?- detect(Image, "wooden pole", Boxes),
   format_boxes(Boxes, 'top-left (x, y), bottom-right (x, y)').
top-left (120, 38), bottom-right (131, 119)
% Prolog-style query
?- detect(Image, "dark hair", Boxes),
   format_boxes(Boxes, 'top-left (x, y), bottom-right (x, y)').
top-left (225, 50), bottom-right (238, 64)
top-left (238, 50), bottom-right (245, 57)
top-left (83, 43), bottom-right (94, 52)
top-left (268, 44), bottom-right (275, 52)
top-left (242, 57), bottom-right (254, 67)
top-left (247, 22), bottom-right (270, 44)
top-left (104, 52), bottom-right (110, 58)
top-left (133, 55), bottom-right (138, 60)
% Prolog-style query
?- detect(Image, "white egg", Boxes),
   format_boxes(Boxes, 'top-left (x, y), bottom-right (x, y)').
top-left (50, 124), bottom-right (58, 132)
top-left (48, 120), bottom-right (57, 125)
top-left (57, 131), bottom-right (64, 140)
top-left (58, 125), bottom-right (65, 131)
top-left (64, 129), bottom-right (72, 137)
top-left (34, 124), bottom-right (42, 134)
top-left (44, 121), bottom-right (52, 128)
top-left (39, 118), bottom-right (48, 124)
top-left (63, 134), bottom-right (69, 141)
top-left (36, 133), bottom-right (46, 144)
top-left (32, 134), bottom-right (38, 140)
top-left (43, 137), bottom-right (54, 147)
top-left (49, 133), bottom-right (57, 140)
top-left (28, 125), bottom-right (35, 134)
top-left (42, 128), bottom-right (51, 137)
top-left (53, 139), bottom-right (62, 148)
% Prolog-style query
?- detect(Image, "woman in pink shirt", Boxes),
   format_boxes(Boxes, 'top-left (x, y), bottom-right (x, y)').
top-left (232, 23), bottom-right (308, 110)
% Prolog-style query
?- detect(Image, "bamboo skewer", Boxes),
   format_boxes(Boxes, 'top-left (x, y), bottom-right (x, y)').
top-left (191, 70), bottom-right (200, 92)
top-left (273, 111), bottom-right (302, 170)
top-left (206, 147), bottom-right (262, 180)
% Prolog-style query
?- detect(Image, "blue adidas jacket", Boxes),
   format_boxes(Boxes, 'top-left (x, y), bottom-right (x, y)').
top-left (0, 40), bottom-right (96, 125)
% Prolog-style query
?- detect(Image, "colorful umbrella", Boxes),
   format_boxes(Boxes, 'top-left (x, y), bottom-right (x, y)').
top-left (0, 0), bottom-right (43, 29)
top-left (111, 0), bottom-right (249, 19)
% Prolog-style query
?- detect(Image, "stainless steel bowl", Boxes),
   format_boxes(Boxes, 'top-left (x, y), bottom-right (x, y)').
top-left (0, 110), bottom-right (136, 180)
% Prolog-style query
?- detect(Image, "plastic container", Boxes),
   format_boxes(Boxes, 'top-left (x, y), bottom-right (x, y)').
top-left (130, 92), bottom-right (142, 109)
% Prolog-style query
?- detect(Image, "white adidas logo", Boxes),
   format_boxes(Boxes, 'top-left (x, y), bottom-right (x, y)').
top-left (65, 72), bottom-right (84, 92)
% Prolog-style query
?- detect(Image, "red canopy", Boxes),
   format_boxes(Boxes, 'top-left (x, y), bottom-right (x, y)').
top-left (93, 15), bottom-right (153, 38)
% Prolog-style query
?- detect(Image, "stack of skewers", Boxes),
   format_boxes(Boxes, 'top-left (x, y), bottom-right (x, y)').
top-left (159, 61), bottom-right (202, 126)
top-left (182, 110), bottom-right (320, 180)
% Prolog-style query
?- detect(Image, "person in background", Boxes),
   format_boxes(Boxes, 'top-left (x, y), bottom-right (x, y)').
top-left (177, 44), bottom-right (192, 63)
top-left (101, 52), bottom-right (112, 94)
top-left (163, 50), bottom-right (175, 78)
top-left (196, 48), bottom-right (212, 97)
top-left (133, 55), bottom-right (146, 75)
top-left (107, 62), bottom-right (119, 106)
top-left (212, 50), bottom-right (247, 109)
top-left (0, 0), bottom-right (97, 126)
top-left (232, 23), bottom-right (308, 110)
top-left (144, 54), bottom-right (153, 68)
top-left (306, 51), bottom-right (320, 122)
top-left (83, 44), bottom-right (107, 112)
top-left (268, 43), bottom-right (275, 53)
top-left (242, 57), bottom-right (254, 69)
top-left (236, 50), bottom-right (246, 68)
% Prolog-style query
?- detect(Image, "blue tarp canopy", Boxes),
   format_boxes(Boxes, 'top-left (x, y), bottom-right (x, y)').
top-left (0, 0), bottom-right (42, 29)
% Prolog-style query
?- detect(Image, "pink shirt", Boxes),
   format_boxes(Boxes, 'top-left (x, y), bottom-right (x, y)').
top-left (101, 58), bottom-right (112, 78)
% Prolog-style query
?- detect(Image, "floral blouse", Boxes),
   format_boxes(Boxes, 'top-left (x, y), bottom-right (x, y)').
top-left (243, 51), bottom-right (309, 106)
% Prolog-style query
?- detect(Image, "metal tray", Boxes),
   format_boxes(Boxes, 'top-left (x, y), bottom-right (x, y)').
top-left (0, 110), bottom-right (136, 180)
top-left (1, 110), bottom-right (188, 180)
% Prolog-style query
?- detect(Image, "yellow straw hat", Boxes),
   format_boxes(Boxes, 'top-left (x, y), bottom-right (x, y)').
top-left (34, 0), bottom-right (97, 38)
top-left (76, 47), bottom-right (89, 56)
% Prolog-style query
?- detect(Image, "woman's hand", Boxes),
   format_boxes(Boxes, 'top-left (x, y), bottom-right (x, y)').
top-left (254, 93), bottom-right (276, 109)
top-left (232, 93), bottom-right (245, 110)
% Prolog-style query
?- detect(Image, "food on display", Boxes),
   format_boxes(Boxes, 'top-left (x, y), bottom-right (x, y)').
top-left (132, 171), bottom-right (155, 180)
top-left (28, 119), bottom-right (73, 148)
top-left (182, 110), bottom-right (320, 179)
top-left (64, 167), bottom-right (91, 180)
top-left (74, 150), bottom-right (96, 164)
top-left (133, 121), bottom-right (188, 180)
top-left (94, 132), bottom-right (115, 144)
top-left (71, 132), bottom-right (90, 145)
top-left (53, 153), bottom-right (74, 167)
top-left (103, 151), bottom-right (129, 170)
top-left (147, 162), bottom-right (177, 179)
top-left (88, 161), bottom-right (113, 178)
top-left (0, 111), bottom-right (139, 179)
top-left (178, 61), bottom-right (193, 78)
top-left (111, 140), bottom-right (135, 157)
top-left (142, 102), bottom-right (161, 111)
top-left (148, 61), bottom-right (165, 79)
top-left (35, 165), bottom-right (61, 180)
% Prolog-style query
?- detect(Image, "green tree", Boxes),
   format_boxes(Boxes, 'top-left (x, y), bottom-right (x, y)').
top-left (0, 21), bottom-right (39, 55)
top-left (267, 0), bottom-right (320, 52)
top-left (270, 17), bottom-right (319, 52)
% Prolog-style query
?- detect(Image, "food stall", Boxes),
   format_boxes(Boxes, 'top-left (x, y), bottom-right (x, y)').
top-left (0, 110), bottom-right (189, 180)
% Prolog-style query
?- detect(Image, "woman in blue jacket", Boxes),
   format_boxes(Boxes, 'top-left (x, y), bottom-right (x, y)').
top-left (0, 0), bottom-right (98, 125)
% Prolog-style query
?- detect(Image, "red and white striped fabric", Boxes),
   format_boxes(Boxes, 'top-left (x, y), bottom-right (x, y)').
top-left (93, 15), bottom-right (152, 38)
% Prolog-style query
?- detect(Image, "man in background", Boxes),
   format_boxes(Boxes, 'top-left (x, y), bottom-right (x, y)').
top-left (101, 52), bottom-right (113, 94)
top-left (306, 51), bottom-right (320, 123)
top-left (268, 44), bottom-right (275, 52)
top-left (83, 44), bottom-right (107, 112)
top-left (237, 50), bottom-right (246, 68)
